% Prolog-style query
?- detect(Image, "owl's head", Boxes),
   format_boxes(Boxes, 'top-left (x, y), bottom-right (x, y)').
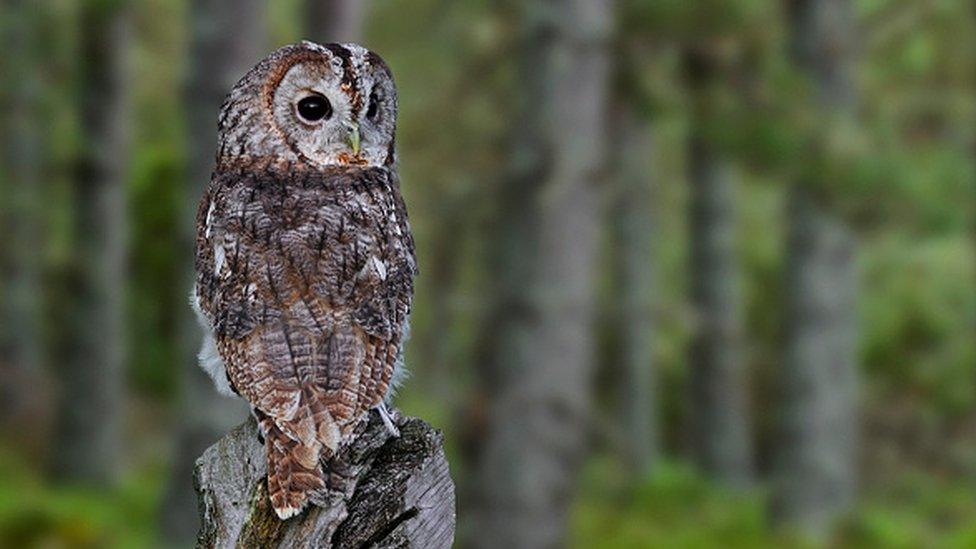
top-left (217, 41), bottom-right (397, 169)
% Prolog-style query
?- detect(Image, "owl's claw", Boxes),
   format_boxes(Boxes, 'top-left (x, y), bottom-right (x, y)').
top-left (377, 402), bottom-right (400, 437)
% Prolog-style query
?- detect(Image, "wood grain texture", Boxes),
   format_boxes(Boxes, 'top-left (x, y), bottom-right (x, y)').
top-left (194, 409), bottom-right (455, 548)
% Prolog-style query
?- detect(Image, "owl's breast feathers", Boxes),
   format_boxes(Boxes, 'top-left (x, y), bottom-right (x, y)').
top-left (194, 159), bottom-right (416, 517)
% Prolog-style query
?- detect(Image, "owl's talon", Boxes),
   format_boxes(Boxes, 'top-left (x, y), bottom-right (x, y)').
top-left (377, 402), bottom-right (400, 437)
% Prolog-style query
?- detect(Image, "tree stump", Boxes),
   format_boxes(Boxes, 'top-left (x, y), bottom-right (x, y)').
top-left (194, 409), bottom-right (455, 548)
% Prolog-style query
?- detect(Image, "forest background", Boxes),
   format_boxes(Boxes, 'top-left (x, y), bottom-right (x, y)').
top-left (0, 0), bottom-right (973, 547)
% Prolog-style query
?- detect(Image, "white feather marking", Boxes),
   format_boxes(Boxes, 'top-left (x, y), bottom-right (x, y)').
top-left (204, 202), bottom-right (215, 238)
top-left (214, 242), bottom-right (226, 274)
top-left (371, 256), bottom-right (387, 281)
top-left (385, 318), bottom-right (411, 402)
top-left (389, 210), bottom-right (403, 236)
top-left (190, 288), bottom-right (205, 325)
top-left (190, 287), bottom-right (238, 399)
top-left (198, 331), bottom-right (238, 398)
top-left (376, 401), bottom-right (400, 437)
top-left (274, 504), bottom-right (302, 520)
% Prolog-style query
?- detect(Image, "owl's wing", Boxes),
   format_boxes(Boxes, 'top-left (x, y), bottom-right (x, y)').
top-left (346, 168), bottom-right (417, 410)
top-left (195, 168), bottom-right (311, 429)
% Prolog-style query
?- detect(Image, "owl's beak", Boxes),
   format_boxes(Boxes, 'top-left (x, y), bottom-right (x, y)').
top-left (346, 122), bottom-right (361, 155)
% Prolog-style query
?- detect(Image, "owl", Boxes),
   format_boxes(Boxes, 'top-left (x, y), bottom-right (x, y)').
top-left (192, 41), bottom-right (417, 519)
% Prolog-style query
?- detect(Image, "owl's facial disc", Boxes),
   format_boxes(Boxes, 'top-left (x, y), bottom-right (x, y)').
top-left (272, 60), bottom-right (357, 166)
top-left (271, 46), bottom-right (397, 168)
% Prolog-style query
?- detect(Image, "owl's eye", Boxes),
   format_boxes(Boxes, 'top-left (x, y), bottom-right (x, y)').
top-left (366, 91), bottom-right (380, 120)
top-left (296, 95), bottom-right (332, 122)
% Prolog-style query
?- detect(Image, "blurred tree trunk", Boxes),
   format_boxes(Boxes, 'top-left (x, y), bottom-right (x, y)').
top-left (50, 1), bottom-right (131, 485)
top-left (608, 105), bottom-right (657, 474)
top-left (684, 46), bottom-right (754, 487)
top-left (468, 1), bottom-right (613, 547)
top-left (160, 0), bottom-right (264, 542)
top-left (773, 0), bottom-right (860, 535)
top-left (0, 0), bottom-right (47, 449)
top-left (307, 0), bottom-right (367, 43)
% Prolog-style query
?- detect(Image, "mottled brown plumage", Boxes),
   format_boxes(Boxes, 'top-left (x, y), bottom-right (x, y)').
top-left (193, 42), bottom-right (416, 519)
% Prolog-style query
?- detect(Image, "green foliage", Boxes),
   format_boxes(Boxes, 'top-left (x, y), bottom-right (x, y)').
top-left (572, 459), bottom-right (976, 548)
top-left (0, 451), bottom-right (162, 548)
top-left (835, 472), bottom-right (976, 548)
top-left (126, 0), bottom-right (186, 400)
top-left (862, 235), bottom-right (976, 417)
top-left (621, 0), bottom-right (773, 40)
top-left (572, 459), bottom-right (785, 549)
top-left (128, 143), bottom-right (183, 398)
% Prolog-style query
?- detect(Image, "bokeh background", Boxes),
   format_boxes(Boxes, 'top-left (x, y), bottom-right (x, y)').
top-left (0, 0), bottom-right (973, 547)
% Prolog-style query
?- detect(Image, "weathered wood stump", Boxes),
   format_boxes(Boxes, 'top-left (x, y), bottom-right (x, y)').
top-left (194, 409), bottom-right (455, 548)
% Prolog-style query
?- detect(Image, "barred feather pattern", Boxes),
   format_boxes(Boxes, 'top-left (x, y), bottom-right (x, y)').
top-left (195, 158), bottom-right (416, 518)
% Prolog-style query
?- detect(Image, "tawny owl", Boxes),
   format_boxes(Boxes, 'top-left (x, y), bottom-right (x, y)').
top-left (192, 41), bottom-right (416, 519)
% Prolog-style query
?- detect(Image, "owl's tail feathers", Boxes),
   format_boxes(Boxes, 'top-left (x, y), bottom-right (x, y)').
top-left (306, 388), bottom-right (343, 452)
top-left (258, 414), bottom-right (325, 520)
